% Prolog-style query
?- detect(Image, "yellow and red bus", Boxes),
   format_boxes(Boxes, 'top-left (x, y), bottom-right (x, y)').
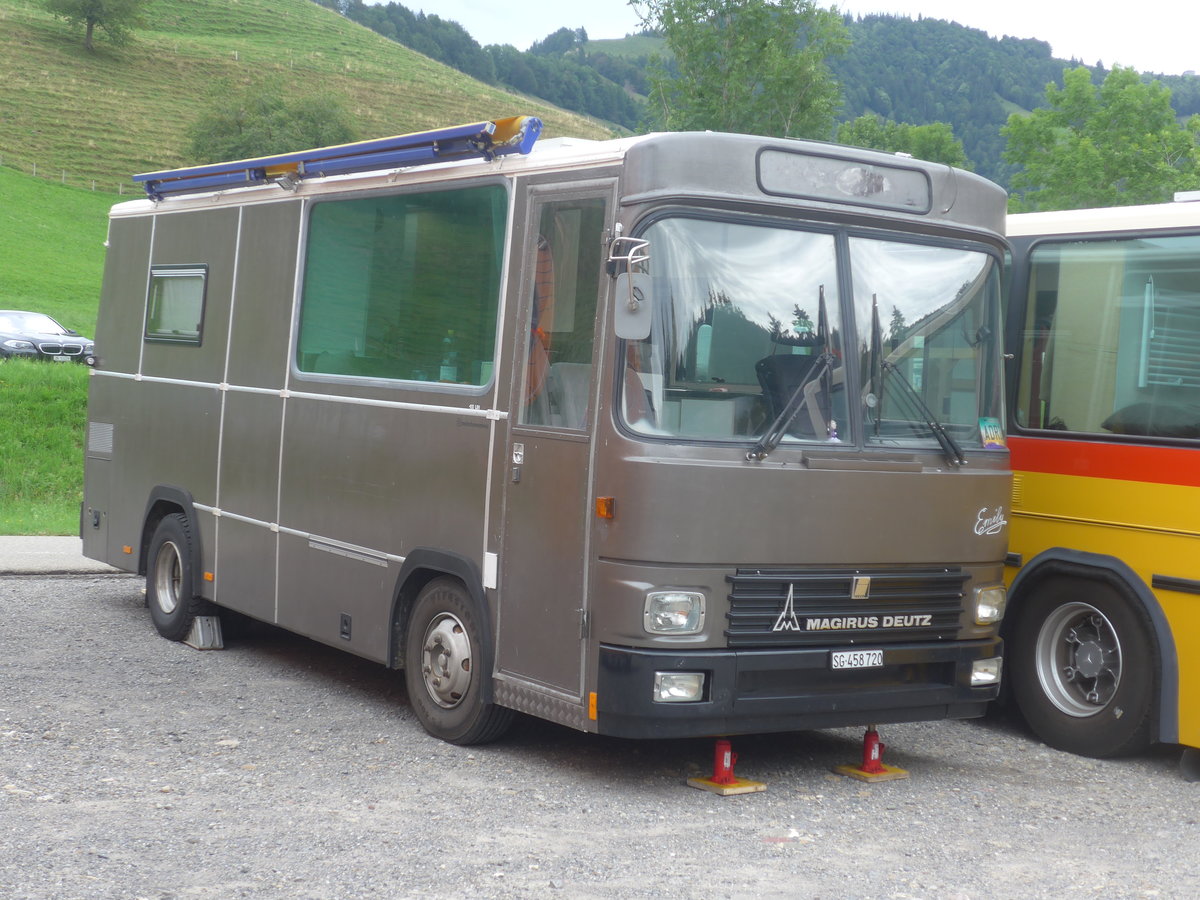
top-left (1004, 195), bottom-right (1200, 763)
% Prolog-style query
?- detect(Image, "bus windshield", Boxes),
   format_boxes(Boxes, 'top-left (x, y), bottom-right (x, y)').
top-left (620, 215), bottom-right (1004, 455)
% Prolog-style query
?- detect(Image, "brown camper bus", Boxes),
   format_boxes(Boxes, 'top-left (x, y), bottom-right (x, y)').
top-left (82, 117), bottom-right (1011, 745)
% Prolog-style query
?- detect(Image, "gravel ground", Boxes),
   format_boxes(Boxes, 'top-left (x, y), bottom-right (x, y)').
top-left (1, 574), bottom-right (1196, 900)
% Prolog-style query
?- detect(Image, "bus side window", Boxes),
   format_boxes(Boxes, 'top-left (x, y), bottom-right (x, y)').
top-left (297, 184), bottom-right (506, 385)
top-left (1020, 234), bottom-right (1200, 439)
top-left (146, 266), bottom-right (207, 344)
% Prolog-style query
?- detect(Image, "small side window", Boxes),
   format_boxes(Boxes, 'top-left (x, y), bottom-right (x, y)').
top-left (146, 266), bottom-right (207, 344)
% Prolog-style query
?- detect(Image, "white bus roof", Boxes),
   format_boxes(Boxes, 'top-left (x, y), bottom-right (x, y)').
top-left (1008, 195), bottom-right (1200, 237)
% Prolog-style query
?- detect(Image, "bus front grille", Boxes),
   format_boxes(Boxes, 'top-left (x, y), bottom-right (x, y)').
top-left (725, 567), bottom-right (967, 647)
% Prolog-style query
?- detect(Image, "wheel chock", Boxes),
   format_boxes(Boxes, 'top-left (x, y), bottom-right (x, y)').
top-left (833, 726), bottom-right (909, 782)
top-left (1181, 748), bottom-right (1200, 783)
top-left (687, 738), bottom-right (766, 795)
top-left (184, 615), bottom-right (224, 650)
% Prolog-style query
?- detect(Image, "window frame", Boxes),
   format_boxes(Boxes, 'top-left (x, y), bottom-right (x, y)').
top-left (1012, 230), bottom-right (1200, 443)
top-left (144, 264), bottom-right (208, 346)
top-left (292, 179), bottom-right (511, 392)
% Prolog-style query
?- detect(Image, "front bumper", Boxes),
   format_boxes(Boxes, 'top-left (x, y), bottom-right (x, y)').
top-left (1, 346), bottom-right (94, 363)
top-left (595, 638), bottom-right (1001, 739)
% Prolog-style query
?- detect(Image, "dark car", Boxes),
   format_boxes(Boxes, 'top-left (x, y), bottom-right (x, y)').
top-left (0, 310), bottom-right (96, 365)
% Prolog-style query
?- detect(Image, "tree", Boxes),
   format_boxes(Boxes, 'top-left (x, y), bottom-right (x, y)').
top-left (633, 0), bottom-right (849, 139)
top-left (837, 115), bottom-right (969, 169)
top-left (44, 0), bottom-right (147, 51)
top-left (530, 27), bottom-right (581, 56)
top-left (1003, 66), bottom-right (1200, 210)
top-left (186, 83), bottom-right (360, 165)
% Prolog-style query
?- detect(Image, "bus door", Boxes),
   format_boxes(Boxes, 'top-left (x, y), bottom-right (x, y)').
top-left (496, 183), bottom-right (614, 696)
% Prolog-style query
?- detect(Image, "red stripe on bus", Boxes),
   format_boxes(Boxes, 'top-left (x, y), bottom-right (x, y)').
top-left (1009, 435), bottom-right (1200, 487)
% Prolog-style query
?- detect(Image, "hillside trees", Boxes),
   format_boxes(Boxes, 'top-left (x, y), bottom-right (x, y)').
top-left (836, 115), bottom-right (969, 168)
top-left (830, 15), bottom-right (1069, 186)
top-left (530, 27), bottom-right (588, 56)
top-left (329, 3), bottom-right (641, 129)
top-left (1003, 66), bottom-right (1200, 210)
top-left (44, 0), bottom-right (147, 51)
top-left (186, 83), bottom-right (359, 164)
top-left (338, 0), bottom-right (497, 83)
top-left (488, 45), bottom-right (642, 129)
top-left (634, 0), bottom-right (848, 137)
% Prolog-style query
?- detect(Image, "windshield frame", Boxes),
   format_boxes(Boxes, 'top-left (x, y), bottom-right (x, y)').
top-left (614, 208), bottom-right (1007, 457)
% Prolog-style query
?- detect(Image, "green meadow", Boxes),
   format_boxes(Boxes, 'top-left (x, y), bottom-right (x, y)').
top-left (0, 0), bottom-right (611, 534)
top-left (0, 169), bottom-right (108, 534)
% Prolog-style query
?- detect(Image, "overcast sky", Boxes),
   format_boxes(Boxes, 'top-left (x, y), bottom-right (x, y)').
top-left (403, 1), bottom-right (1198, 76)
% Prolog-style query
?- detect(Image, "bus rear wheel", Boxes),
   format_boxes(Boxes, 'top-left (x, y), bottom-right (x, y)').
top-left (146, 512), bottom-right (213, 642)
top-left (403, 577), bottom-right (513, 745)
top-left (1010, 575), bottom-right (1155, 758)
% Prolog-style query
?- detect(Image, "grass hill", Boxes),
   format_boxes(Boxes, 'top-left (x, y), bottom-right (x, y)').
top-left (0, 167), bottom-right (105, 536)
top-left (0, 167), bottom-right (110, 332)
top-left (0, 0), bottom-right (613, 193)
top-left (0, 168), bottom-right (123, 536)
top-left (0, 0), bottom-right (615, 535)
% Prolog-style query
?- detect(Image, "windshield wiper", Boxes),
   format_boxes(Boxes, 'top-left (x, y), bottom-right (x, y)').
top-left (881, 360), bottom-right (966, 467)
top-left (748, 286), bottom-right (837, 461)
top-left (868, 294), bottom-right (965, 467)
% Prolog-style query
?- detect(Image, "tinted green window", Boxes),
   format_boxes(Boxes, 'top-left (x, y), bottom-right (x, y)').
top-left (146, 266), bottom-right (206, 344)
top-left (297, 183), bottom-right (508, 385)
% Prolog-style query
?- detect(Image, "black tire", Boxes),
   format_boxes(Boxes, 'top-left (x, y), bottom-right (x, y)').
top-left (1009, 575), bottom-right (1156, 758)
top-left (146, 513), bottom-right (213, 642)
top-left (403, 577), bottom-right (513, 745)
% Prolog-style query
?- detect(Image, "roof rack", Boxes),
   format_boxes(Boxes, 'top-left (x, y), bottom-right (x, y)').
top-left (134, 115), bottom-right (543, 200)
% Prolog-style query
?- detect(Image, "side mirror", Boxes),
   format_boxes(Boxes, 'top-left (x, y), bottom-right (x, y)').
top-left (614, 272), bottom-right (653, 341)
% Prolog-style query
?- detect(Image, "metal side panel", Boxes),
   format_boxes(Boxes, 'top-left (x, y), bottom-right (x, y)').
top-left (493, 677), bottom-right (593, 733)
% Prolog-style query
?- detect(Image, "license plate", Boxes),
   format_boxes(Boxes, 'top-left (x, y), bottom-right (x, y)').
top-left (831, 649), bottom-right (883, 670)
top-left (52, 355), bottom-right (70, 362)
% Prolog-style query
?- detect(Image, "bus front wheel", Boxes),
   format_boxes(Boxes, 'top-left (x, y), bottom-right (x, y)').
top-left (146, 512), bottom-right (213, 642)
top-left (1010, 575), bottom-right (1155, 758)
top-left (403, 577), bottom-right (513, 745)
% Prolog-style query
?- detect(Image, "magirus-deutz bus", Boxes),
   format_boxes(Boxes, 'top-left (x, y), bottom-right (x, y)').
top-left (82, 117), bottom-right (1010, 745)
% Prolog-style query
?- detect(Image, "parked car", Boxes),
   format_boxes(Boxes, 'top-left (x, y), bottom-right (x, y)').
top-left (0, 310), bottom-right (96, 365)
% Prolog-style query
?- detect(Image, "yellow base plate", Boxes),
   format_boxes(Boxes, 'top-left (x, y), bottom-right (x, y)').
top-left (832, 763), bottom-right (910, 782)
top-left (687, 776), bottom-right (767, 795)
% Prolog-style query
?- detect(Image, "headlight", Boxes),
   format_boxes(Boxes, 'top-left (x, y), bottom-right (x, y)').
top-left (974, 585), bottom-right (1007, 624)
top-left (971, 656), bottom-right (1003, 686)
top-left (653, 672), bottom-right (706, 702)
top-left (2, 339), bottom-right (35, 351)
top-left (644, 590), bottom-right (705, 635)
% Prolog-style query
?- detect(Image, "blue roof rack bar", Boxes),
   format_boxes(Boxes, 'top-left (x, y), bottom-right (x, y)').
top-left (134, 115), bottom-right (543, 200)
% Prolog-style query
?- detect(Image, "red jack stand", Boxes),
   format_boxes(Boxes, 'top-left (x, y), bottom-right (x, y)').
top-left (687, 738), bottom-right (766, 795)
top-left (833, 725), bottom-right (910, 782)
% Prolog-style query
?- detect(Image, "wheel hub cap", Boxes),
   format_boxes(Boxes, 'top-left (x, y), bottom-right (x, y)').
top-left (1073, 639), bottom-right (1105, 680)
top-left (420, 612), bottom-right (472, 709)
top-left (1036, 602), bottom-right (1122, 718)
